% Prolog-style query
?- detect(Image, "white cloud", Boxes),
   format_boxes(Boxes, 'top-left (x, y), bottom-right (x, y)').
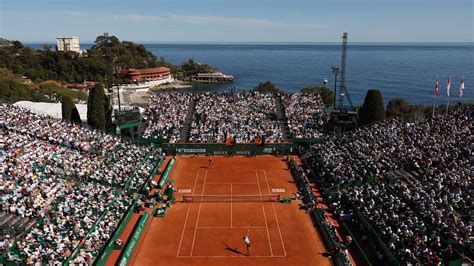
top-left (48, 10), bottom-right (326, 29)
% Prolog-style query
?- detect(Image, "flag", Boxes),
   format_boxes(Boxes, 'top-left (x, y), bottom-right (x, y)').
top-left (435, 80), bottom-right (439, 97)
top-left (459, 76), bottom-right (465, 98)
top-left (447, 75), bottom-right (451, 96)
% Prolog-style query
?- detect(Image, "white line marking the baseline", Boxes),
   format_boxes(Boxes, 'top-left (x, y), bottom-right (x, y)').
top-left (177, 255), bottom-right (287, 258)
top-left (255, 170), bottom-right (273, 256)
top-left (190, 170), bottom-right (208, 256)
top-left (196, 226), bottom-right (267, 229)
top-left (176, 168), bottom-right (201, 257)
top-left (230, 183), bottom-right (233, 228)
top-left (263, 170), bottom-right (287, 257)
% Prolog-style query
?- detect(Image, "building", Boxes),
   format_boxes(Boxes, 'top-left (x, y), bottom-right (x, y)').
top-left (56, 36), bottom-right (81, 53)
top-left (119, 67), bottom-right (172, 82)
top-left (193, 72), bottom-right (234, 83)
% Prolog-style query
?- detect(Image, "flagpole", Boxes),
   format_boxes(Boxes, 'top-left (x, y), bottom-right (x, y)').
top-left (446, 75), bottom-right (451, 113)
top-left (433, 76), bottom-right (438, 117)
top-left (431, 76), bottom-right (439, 117)
top-left (446, 98), bottom-right (449, 113)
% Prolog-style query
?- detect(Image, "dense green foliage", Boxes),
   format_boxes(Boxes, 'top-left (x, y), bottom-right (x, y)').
top-left (61, 96), bottom-right (81, 123)
top-left (174, 59), bottom-right (217, 77)
top-left (38, 82), bottom-right (88, 102)
top-left (386, 98), bottom-right (411, 117)
top-left (300, 86), bottom-right (334, 107)
top-left (358, 89), bottom-right (386, 126)
top-left (253, 81), bottom-right (281, 93)
top-left (0, 76), bottom-right (31, 103)
top-left (0, 35), bottom-right (169, 84)
top-left (87, 83), bottom-right (107, 131)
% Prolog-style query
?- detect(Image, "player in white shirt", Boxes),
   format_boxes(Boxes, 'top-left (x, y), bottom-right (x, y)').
top-left (243, 230), bottom-right (251, 256)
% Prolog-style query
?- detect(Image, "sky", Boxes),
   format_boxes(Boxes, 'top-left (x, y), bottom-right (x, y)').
top-left (0, 0), bottom-right (473, 43)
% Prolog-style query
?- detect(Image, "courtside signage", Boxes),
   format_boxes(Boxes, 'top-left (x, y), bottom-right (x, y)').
top-left (118, 212), bottom-right (150, 266)
top-left (177, 148), bottom-right (206, 153)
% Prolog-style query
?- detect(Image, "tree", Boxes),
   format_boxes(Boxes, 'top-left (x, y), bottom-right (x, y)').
top-left (300, 86), bottom-right (334, 107)
top-left (254, 81), bottom-right (281, 93)
top-left (0, 77), bottom-right (31, 103)
top-left (87, 83), bottom-right (107, 130)
top-left (386, 98), bottom-right (411, 118)
top-left (61, 96), bottom-right (81, 123)
top-left (358, 89), bottom-right (386, 126)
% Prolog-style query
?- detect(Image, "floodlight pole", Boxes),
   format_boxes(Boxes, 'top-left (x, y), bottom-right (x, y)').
top-left (331, 66), bottom-right (340, 110)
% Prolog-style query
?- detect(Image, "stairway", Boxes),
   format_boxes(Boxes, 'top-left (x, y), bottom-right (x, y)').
top-left (179, 99), bottom-right (197, 142)
top-left (274, 94), bottom-right (292, 140)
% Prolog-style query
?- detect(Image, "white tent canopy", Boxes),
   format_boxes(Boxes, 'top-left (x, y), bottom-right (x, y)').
top-left (14, 101), bottom-right (89, 122)
top-left (13, 101), bottom-right (145, 123)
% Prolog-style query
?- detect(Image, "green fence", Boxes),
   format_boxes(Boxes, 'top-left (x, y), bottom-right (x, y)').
top-left (118, 212), bottom-right (150, 266)
top-left (138, 157), bottom-right (165, 194)
top-left (162, 143), bottom-right (298, 156)
top-left (340, 221), bottom-right (372, 266)
top-left (95, 202), bottom-right (137, 266)
top-left (348, 202), bottom-right (400, 266)
top-left (158, 157), bottom-right (175, 188)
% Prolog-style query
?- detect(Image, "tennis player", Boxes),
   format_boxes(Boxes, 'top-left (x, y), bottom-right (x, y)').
top-left (208, 158), bottom-right (213, 169)
top-left (243, 230), bottom-right (251, 256)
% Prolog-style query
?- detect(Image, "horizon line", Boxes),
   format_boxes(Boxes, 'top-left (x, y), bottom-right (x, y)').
top-left (22, 41), bottom-right (474, 45)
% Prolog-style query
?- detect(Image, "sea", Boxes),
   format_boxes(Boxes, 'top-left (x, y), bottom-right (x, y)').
top-left (27, 43), bottom-right (474, 106)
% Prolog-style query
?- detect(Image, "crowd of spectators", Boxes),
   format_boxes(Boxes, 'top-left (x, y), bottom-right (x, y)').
top-left (142, 91), bottom-right (332, 143)
top-left (0, 104), bottom-right (159, 264)
top-left (303, 106), bottom-right (473, 263)
top-left (190, 92), bottom-right (282, 143)
top-left (142, 93), bottom-right (192, 143)
top-left (281, 93), bottom-right (327, 138)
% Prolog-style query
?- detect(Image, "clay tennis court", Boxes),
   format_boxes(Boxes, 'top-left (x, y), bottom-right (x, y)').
top-left (131, 156), bottom-right (330, 265)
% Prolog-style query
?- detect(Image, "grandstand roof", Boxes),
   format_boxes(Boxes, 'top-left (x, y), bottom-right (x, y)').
top-left (14, 101), bottom-right (89, 122)
top-left (14, 101), bottom-right (146, 123)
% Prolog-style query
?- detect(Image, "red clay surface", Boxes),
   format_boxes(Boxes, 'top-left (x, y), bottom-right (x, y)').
top-left (131, 156), bottom-right (331, 266)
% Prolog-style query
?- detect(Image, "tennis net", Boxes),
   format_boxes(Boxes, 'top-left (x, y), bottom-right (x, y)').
top-left (182, 194), bottom-right (281, 202)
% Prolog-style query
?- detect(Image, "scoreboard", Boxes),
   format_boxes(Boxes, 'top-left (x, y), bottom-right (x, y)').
top-left (115, 108), bottom-right (141, 126)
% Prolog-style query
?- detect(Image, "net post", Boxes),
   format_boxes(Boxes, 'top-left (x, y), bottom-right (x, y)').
top-left (270, 195), bottom-right (280, 202)
top-left (183, 195), bottom-right (193, 202)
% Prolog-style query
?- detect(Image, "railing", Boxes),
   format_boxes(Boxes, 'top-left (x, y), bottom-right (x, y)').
top-left (94, 202), bottom-right (137, 266)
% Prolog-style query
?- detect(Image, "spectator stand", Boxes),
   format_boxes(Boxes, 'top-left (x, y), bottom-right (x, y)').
top-left (379, 174), bottom-right (465, 265)
top-left (288, 160), bottom-right (353, 266)
top-left (64, 147), bottom-right (160, 264)
top-left (96, 156), bottom-right (167, 265)
top-left (94, 202), bottom-right (137, 266)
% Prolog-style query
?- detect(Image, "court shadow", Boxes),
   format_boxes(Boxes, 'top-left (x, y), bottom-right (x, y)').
top-left (222, 242), bottom-right (245, 256)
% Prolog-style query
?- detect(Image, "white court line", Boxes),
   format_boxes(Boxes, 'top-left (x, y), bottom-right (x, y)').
top-left (255, 170), bottom-right (273, 256)
top-left (196, 226), bottom-right (267, 229)
top-left (204, 170), bottom-right (260, 172)
top-left (263, 170), bottom-right (287, 257)
top-left (206, 182), bottom-right (257, 185)
top-left (177, 255), bottom-right (287, 258)
top-left (176, 168), bottom-right (201, 257)
top-left (190, 170), bottom-right (208, 256)
top-left (230, 183), bottom-right (233, 228)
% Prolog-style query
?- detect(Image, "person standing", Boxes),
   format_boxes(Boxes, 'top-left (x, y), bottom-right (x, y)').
top-left (243, 230), bottom-right (251, 256)
top-left (208, 158), bottom-right (213, 169)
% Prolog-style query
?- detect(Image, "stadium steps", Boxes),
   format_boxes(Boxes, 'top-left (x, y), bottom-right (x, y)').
top-left (179, 99), bottom-right (196, 142)
top-left (273, 95), bottom-right (292, 140)
top-left (0, 213), bottom-right (37, 240)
